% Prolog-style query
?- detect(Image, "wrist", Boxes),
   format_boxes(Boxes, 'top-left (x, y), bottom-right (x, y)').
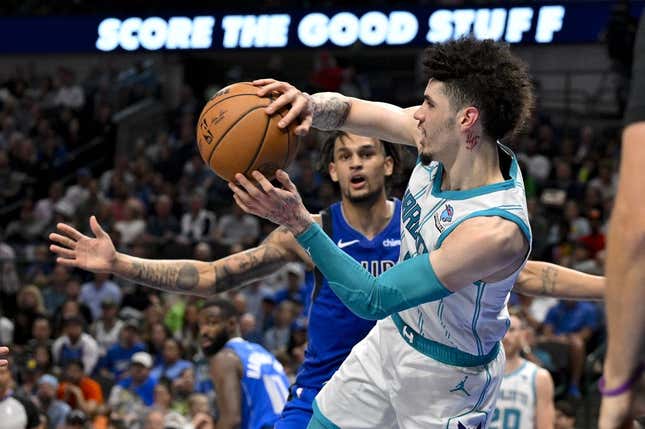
top-left (111, 252), bottom-right (128, 274)
top-left (287, 215), bottom-right (314, 237)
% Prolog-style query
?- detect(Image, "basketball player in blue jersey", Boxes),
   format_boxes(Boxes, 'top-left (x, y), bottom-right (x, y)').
top-left (229, 37), bottom-right (553, 428)
top-left (198, 297), bottom-right (289, 429)
top-left (492, 313), bottom-right (554, 429)
top-left (51, 128), bottom-right (605, 429)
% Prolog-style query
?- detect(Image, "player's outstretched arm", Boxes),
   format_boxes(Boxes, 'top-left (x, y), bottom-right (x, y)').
top-left (231, 170), bottom-right (528, 319)
top-left (515, 261), bottom-right (605, 300)
top-left (535, 368), bottom-right (556, 429)
top-left (253, 78), bottom-right (419, 147)
top-left (49, 216), bottom-right (309, 297)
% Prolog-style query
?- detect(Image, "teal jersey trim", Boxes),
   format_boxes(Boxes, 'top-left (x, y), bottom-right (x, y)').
top-left (431, 143), bottom-right (521, 200)
top-left (471, 281), bottom-right (486, 355)
top-left (503, 360), bottom-right (528, 378)
top-left (297, 223), bottom-right (452, 320)
top-left (431, 163), bottom-right (516, 200)
top-left (392, 313), bottom-right (500, 367)
top-left (310, 400), bottom-right (341, 429)
top-left (434, 208), bottom-right (532, 250)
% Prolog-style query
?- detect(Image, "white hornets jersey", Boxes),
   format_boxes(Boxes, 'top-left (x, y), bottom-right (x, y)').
top-left (397, 144), bottom-right (531, 361)
top-left (491, 360), bottom-right (539, 429)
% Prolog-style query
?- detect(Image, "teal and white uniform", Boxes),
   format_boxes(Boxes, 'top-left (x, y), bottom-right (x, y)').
top-left (311, 145), bottom-right (531, 429)
top-left (491, 360), bottom-right (539, 429)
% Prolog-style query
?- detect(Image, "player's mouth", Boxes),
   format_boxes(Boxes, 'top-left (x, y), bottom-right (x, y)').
top-left (349, 174), bottom-right (367, 190)
top-left (200, 338), bottom-right (212, 349)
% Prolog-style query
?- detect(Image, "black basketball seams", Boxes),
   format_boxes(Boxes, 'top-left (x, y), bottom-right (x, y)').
top-left (243, 110), bottom-right (272, 176)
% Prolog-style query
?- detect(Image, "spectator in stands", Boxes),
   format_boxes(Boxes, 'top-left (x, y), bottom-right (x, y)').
top-left (114, 198), bottom-right (146, 247)
top-left (145, 321), bottom-right (170, 366)
top-left (143, 194), bottom-right (180, 254)
top-left (24, 245), bottom-right (54, 286)
top-left (0, 312), bottom-right (13, 346)
top-left (0, 236), bottom-right (20, 317)
top-left (26, 317), bottom-right (52, 356)
top-left (79, 272), bottom-right (121, 321)
top-left (214, 203), bottom-right (260, 247)
top-left (0, 364), bottom-right (40, 429)
top-left (240, 313), bottom-right (262, 344)
top-left (35, 374), bottom-right (70, 429)
top-left (264, 301), bottom-right (295, 354)
top-left (563, 200), bottom-right (591, 241)
top-left (170, 366), bottom-right (196, 416)
top-left (150, 338), bottom-right (192, 382)
top-left (62, 410), bottom-right (88, 429)
top-left (41, 265), bottom-right (70, 316)
top-left (98, 319), bottom-right (146, 382)
top-left (56, 359), bottom-right (103, 416)
top-left (91, 299), bottom-right (123, 355)
top-left (53, 69), bottom-right (85, 110)
top-left (579, 208), bottom-right (606, 257)
top-left (59, 168), bottom-right (92, 213)
top-left (178, 192), bottom-right (216, 245)
top-left (108, 351), bottom-right (156, 427)
top-left (274, 263), bottom-right (307, 306)
top-left (142, 409), bottom-right (165, 429)
top-left (52, 316), bottom-right (99, 375)
top-left (13, 285), bottom-right (46, 348)
top-left (52, 299), bottom-right (92, 337)
top-left (542, 300), bottom-right (601, 398)
top-left (4, 199), bottom-right (45, 244)
top-left (241, 281), bottom-right (274, 322)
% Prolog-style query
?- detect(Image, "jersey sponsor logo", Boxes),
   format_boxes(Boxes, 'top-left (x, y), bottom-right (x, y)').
top-left (382, 238), bottom-right (401, 247)
top-left (337, 238), bottom-right (360, 249)
top-left (434, 203), bottom-right (454, 232)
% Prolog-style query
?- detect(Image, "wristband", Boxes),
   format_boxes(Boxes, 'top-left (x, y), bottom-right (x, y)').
top-left (598, 362), bottom-right (645, 397)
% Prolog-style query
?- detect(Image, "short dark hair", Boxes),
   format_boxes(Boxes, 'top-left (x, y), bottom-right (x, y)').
top-left (201, 297), bottom-right (238, 320)
top-left (422, 37), bottom-right (534, 141)
top-left (318, 131), bottom-right (401, 180)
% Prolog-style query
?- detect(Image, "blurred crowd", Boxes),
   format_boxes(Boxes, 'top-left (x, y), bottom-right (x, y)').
top-left (0, 50), bottom-right (618, 428)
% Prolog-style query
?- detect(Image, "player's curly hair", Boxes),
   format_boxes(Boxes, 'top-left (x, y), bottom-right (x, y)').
top-left (422, 37), bottom-right (534, 141)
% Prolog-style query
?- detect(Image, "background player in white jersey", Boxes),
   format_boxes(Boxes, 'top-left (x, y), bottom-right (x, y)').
top-left (230, 37), bottom-right (537, 428)
top-left (491, 313), bottom-right (554, 429)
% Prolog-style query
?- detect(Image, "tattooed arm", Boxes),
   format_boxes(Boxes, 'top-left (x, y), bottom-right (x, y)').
top-left (253, 78), bottom-right (419, 147)
top-left (51, 216), bottom-right (314, 297)
top-left (514, 260), bottom-right (605, 300)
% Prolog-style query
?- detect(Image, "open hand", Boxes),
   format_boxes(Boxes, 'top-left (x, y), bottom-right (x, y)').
top-left (254, 78), bottom-right (312, 135)
top-left (49, 216), bottom-right (117, 273)
top-left (228, 170), bottom-right (314, 235)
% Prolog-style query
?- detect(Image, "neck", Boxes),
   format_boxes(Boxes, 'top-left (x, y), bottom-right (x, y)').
top-left (504, 353), bottom-right (523, 375)
top-left (438, 140), bottom-right (503, 191)
top-left (0, 386), bottom-right (8, 398)
top-left (340, 193), bottom-right (392, 239)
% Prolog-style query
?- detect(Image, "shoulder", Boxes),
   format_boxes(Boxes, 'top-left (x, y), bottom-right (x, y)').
top-left (450, 216), bottom-right (528, 256)
top-left (534, 367), bottom-right (554, 394)
top-left (211, 349), bottom-right (242, 377)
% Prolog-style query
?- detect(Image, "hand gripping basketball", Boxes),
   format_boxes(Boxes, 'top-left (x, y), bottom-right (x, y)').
top-left (254, 79), bottom-right (313, 136)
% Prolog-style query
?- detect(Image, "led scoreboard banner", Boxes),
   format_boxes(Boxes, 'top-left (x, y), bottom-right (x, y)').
top-left (0, 2), bottom-right (643, 53)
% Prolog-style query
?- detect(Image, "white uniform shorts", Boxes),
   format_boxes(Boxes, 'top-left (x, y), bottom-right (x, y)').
top-left (308, 317), bottom-right (505, 429)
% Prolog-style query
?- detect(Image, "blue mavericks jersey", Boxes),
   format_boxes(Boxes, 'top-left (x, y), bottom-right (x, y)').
top-left (296, 200), bottom-right (401, 389)
top-left (224, 338), bottom-right (290, 429)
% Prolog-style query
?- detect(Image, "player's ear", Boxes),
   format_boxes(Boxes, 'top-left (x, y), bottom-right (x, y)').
top-left (383, 156), bottom-right (394, 178)
top-left (459, 106), bottom-right (480, 130)
top-left (328, 162), bottom-right (339, 183)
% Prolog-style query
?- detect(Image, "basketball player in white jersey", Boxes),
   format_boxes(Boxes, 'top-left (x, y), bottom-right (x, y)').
top-left (491, 314), bottom-right (554, 429)
top-left (230, 37), bottom-right (536, 428)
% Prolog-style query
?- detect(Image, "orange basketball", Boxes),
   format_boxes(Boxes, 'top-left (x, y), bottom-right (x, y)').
top-left (196, 82), bottom-right (299, 182)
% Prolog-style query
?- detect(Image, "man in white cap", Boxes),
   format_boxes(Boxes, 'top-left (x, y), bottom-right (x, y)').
top-left (108, 351), bottom-right (156, 408)
top-left (36, 374), bottom-right (71, 429)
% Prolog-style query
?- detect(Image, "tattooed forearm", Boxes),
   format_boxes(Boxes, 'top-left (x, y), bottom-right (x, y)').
top-left (129, 261), bottom-right (200, 293)
top-left (214, 244), bottom-right (287, 293)
top-left (540, 266), bottom-right (558, 295)
top-left (310, 92), bottom-right (351, 130)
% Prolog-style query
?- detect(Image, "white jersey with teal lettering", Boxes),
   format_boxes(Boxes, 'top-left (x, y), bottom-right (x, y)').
top-left (397, 144), bottom-right (531, 359)
top-left (491, 360), bottom-right (539, 429)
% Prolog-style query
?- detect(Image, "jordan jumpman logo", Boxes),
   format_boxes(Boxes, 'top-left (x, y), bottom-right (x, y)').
top-left (449, 376), bottom-right (471, 396)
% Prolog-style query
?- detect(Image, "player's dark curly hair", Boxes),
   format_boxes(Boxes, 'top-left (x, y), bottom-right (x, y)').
top-left (422, 37), bottom-right (534, 140)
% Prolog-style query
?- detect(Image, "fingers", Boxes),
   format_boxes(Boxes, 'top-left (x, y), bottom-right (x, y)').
top-left (49, 233), bottom-right (76, 249)
top-left (56, 222), bottom-right (84, 241)
top-left (277, 95), bottom-right (309, 129)
top-left (252, 78), bottom-right (276, 87)
top-left (233, 194), bottom-right (253, 214)
top-left (295, 115), bottom-right (313, 136)
top-left (0, 346), bottom-right (8, 355)
top-left (250, 171), bottom-right (276, 194)
top-left (50, 245), bottom-right (76, 259)
top-left (90, 215), bottom-right (107, 238)
top-left (56, 257), bottom-right (78, 267)
top-left (275, 170), bottom-right (297, 193)
top-left (257, 81), bottom-right (287, 98)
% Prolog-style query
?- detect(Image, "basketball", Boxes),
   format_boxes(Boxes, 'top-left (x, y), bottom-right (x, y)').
top-left (196, 82), bottom-right (299, 182)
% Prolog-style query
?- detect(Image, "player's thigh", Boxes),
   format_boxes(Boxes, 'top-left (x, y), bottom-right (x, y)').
top-left (275, 395), bottom-right (314, 429)
top-left (313, 322), bottom-right (397, 429)
top-left (391, 336), bottom-right (505, 429)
